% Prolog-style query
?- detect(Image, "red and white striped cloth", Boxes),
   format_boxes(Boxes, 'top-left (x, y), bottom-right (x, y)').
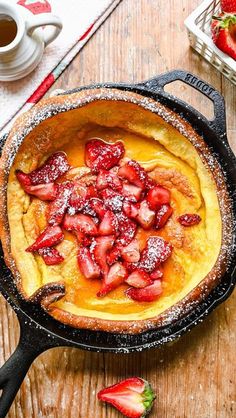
top-left (0, 0), bottom-right (121, 136)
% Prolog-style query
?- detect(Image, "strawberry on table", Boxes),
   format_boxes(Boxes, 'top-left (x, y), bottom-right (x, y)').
top-left (26, 226), bottom-right (64, 252)
top-left (98, 377), bottom-right (156, 418)
top-left (211, 13), bottom-right (236, 60)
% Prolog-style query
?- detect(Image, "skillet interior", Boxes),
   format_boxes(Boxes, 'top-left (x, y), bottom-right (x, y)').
top-left (0, 79), bottom-right (235, 352)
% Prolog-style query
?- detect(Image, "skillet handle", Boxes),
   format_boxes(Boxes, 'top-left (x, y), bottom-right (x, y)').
top-left (140, 69), bottom-right (227, 140)
top-left (0, 315), bottom-right (53, 418)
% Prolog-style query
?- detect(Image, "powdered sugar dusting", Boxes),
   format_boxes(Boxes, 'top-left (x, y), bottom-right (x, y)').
top-left (0, 86), bottom-right (235, 339)
top-left (139, 236), bottom-right (172, 273)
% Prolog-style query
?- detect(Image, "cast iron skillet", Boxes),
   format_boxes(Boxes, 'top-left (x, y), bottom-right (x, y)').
top-left (0, 69), bottom-right (235, 418)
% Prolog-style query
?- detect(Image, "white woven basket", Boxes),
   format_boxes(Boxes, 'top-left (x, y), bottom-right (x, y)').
top-left (185, 0), bottom-right (236, 85)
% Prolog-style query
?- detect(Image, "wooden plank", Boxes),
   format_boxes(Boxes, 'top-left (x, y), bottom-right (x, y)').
top-left (0, 1), bottom-right (235, 417)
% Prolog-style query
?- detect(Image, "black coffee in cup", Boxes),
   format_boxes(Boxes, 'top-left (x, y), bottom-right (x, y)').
top-left (0, 14), bottom-right (17, 47)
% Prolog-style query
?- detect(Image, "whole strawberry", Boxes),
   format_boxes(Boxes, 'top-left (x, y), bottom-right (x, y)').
top-left (221, 0), bottom-right (236, 13)
top-left (211, 13), bottom-right (236, 60)
top-left (98, 377), bottom-right (156, 418)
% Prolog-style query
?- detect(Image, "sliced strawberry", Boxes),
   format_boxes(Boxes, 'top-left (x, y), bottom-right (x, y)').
top-left (97, 377), bottom-right (156, 418)
top-left (85, 139), bottom-right (125, 172)
top-left (17, 152), bottom-right (70, 186)
top-left (21, 183), bottom-right (58, 201)
top-left (38, 247), bottom-right (64, 265)
top-left (122, 183), bottom-right (142, 202)
top-left (100, 188), bottom-right (124, 212)
top-left (96, 169), bottom-right (122, 191)
top-left (107, 246), bottom-right (121, 265)
top-left (145, 177), bottom-right (156, 190)
top-left (69, 181), bottom-right (88, 203)
top-left (26, 225), bottom-right (64, 252)
top-left (68, 198), bottom-right (85, 215)
top-left (93, 236), bottom-right (115, 275)
top-left (99, 210), bottom-right (118, 236)
top-left (125, 269), bottom-right (152, 288)
top-left (69, 181), bottom-right (98, 212)
top-left (16, 170), bottom-right (33, 187)
top-left (123, 201), bottom-right (139, 220)
top-left (69, 194), bottom-right (86, 213)
top-left (85, 138), bottom-right (103, 166)
top-left (82, 235), bottom-right (93, 247)
top-left (80, 199), bottom-right (97, 218)
top-left (47, 181), bottom-right (73, 225)
top-left (178, 213), bottom-right (201, 226)
top-left (86, 184), bottom-right (98, 198)
top-left (147, 185), bottom-right (170, 210)
top-left (155, 204), bottom-right (173, 229)
top-left (90, 198), bottom-right (107, 218)
top-left (63, 213), bottom-right (98, 235)
top-left (124, 261), bottom-right (140, 273)
top-left (78, 247), bottom-right (100, 279)
top-left (139, 236), bottom-right (172, 273)
top-left (150, 266), bottom-right (164, 280)
top-left (116, 212), bottom-right (137, 246)
top-left (118, 160), bottom-right (148, 189)
top-left (97, 262), bottom-right (127, 297)
top-left (121, 239), bottom-right (140, 263)
top-left (68, 183), bottom-right (89, 214)
top-left (137, 200), bottom-right (155, 230)
top-left (75, 231), bottom-right (85, 245)
top-left (126, 280), bottom-right (163, 302)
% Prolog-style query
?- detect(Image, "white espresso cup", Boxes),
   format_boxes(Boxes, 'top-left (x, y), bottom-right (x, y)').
top-left (0, 0), bottom-right (62, 81)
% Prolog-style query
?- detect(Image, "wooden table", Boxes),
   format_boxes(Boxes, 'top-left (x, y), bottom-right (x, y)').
top-left (1, 1), bottom-right (235, 417)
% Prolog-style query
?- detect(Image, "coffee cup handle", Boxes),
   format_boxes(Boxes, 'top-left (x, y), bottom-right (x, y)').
top-left (27, 14), bottom-right (63, 47)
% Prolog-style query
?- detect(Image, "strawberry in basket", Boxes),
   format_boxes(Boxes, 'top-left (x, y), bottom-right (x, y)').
top-left (221, 0), bottom-right (236, 13)
top-left (211, 13), bottom-right (236, 60)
